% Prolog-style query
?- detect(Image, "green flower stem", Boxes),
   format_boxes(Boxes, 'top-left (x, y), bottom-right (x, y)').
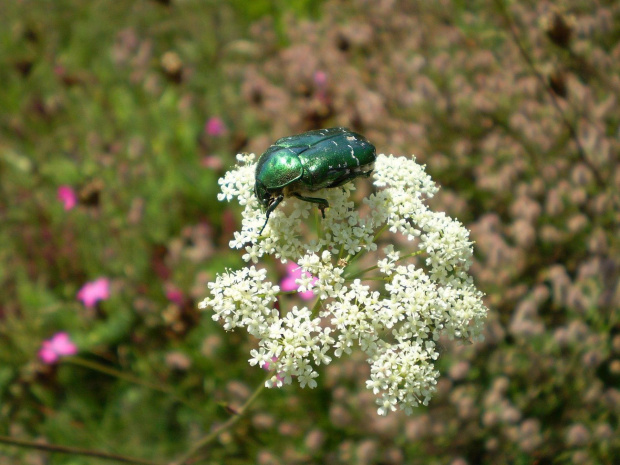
top-left (338, 243), bottom-right (346, 261)
top-left (311, 296), bottom-right (323, 314)
top-left (276, 290), bottom-right (299, 296)
top-left (352, 276), bottom-right (388, 282)
top-left (344, 250), bottom-right (423, 280)
top-left (344, 223), bottom-right (390, 267)
top-left (308, 292), bottom-right (325, 318)
top-left (345, 264), bottom-right (380, 280)
top-left (64, 357), bottom-right (200, 411)
top-left (398, 250), bottom-right (423, 261)
top-left (372, 223), bottom-right (390, 243)
top-left (0, 434), bottom-right (161, 465)
top-left (169, 373), bottom-right (269, 465)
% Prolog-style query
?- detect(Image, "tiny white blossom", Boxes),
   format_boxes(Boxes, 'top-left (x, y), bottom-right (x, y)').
top-left (200, 152), bottom-right (488, 415)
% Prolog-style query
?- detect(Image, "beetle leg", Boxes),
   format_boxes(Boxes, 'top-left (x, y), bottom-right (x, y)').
top-left (291, 193), bottom-right (329, 218)
top-left (258, 194), bottom-right (284, 235)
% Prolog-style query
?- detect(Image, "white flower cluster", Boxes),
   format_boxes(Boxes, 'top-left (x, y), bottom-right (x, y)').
top-left (199, 153), bottom-right (488, 415)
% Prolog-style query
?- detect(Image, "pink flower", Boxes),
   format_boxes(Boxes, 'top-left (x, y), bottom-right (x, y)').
top-left (313, 71), bottom-right (330, 105)
top-left (165, 287), bottom-right (184, 305)
top-left (262, 356), bottom-right (284, 382)
top-left (57, 185), bottom-right (77, 210)
top-left (201, 155), bottom-right (223, 170)
top-left (205, 117), bottom-right (226, 137)
top-left (77, 278), bottom-right (110, 307)
top-left (314, 70), bottom-right (328, 87)
top-left (38, 332), bottom-right (78, 364)
top-left (281, 262), bottom-right (317, 300)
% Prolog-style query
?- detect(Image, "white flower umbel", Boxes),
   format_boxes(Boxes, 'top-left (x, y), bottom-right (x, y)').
top-left (199, 153), bottom-right (488, 416)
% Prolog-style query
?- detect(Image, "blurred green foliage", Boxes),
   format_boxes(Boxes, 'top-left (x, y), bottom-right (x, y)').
top-left (0, 0), bottom-right (309, 462)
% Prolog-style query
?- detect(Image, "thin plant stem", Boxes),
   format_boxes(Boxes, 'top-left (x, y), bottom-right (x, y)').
top-left (311, 296), bottom-right (323, 313)
top-left (277, 290), bottom-right (300, 296)
top-left (0, 435), bottom-right (161, 465)
top-left (353, 276), bottom-right (388, 282)
top-left (169, 373), bottom-right (269, 465)
top-left (345, 223), bottom-right (390, 267)
top-left (64, 357), bottom-right (200, 411)
top-left (338, 243), bottom-right (346, 261)
top-left (345, 264), bottom-right (380, 280)
top-left (308, 294), bottom-right (324, 318)
top-left (371, 223), bottom-right (390, 244)
top-left (492, 0), bottom-right (605, 188)
top-left (345, 250), bottom-right (423, 280)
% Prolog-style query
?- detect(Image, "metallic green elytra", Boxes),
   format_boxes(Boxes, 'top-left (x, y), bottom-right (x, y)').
top-left (254, 127), bottom-right (376, 234)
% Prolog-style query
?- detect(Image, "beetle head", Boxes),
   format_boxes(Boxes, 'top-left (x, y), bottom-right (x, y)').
top-left (254, 179), bottom-right (272, 210)
top-left (255, 182), bottom-right (284, 235)
top-left (254, 145), bottom-right (303, 235)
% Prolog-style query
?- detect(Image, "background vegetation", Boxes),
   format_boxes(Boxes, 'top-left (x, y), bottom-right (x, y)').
top-left (1, 0), bottom-right (618, 464)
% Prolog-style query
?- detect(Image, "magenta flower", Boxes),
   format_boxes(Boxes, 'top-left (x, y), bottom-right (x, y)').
top-left (205, 117), bottom-right (226, 137)
top-left (262, 356), bottom-right (284, 382)
top-left (77, 278), bottom-right (110, 308)
top-left (57, 185), bottom-right (77, 210)
top-left (313, 70), bottom-right (328, 87)
top-left (38, 332), bottom-right (78, 364)
top-left (165, 287), bottom-right (184, 305)
top-left (281, 262), bottom-right (317, 300)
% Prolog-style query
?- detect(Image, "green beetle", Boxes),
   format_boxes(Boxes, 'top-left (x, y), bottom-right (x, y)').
top-left (254, 127), bottom-right (376, 234)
